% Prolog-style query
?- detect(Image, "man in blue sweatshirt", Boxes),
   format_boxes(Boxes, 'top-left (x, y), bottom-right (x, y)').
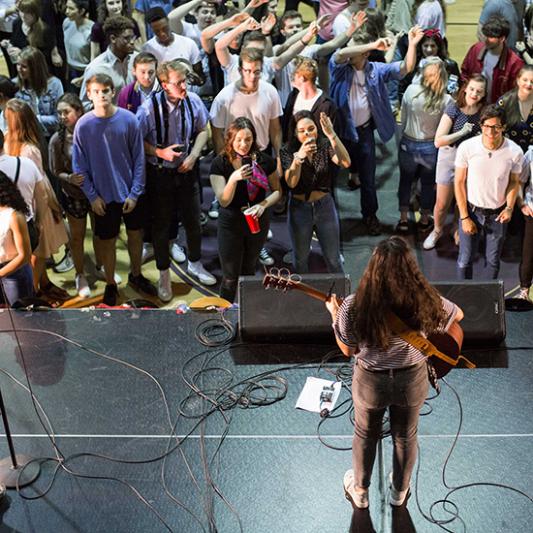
top-left (73, 72), bottom-right (156, 305)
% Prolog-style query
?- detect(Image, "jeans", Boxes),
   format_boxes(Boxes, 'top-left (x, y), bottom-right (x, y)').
top-left (457, 206), bottom-right (507, 280)
top-left (398, 137), bottom-right (438, 213)
top-left (218, 207), bottom-right (269, 302)
top-left (352, 360), bottom-right (429, 491)
top-left (146, 164), bottom-right (202, 271)
top-left (343, 124), bottom-right (378, 218)
top-left (288, 193), bottom-right (343, 274)
top-left (0, 263), bottom-right (34, 306)
top-left (519, 215), bottom-right (533, 288)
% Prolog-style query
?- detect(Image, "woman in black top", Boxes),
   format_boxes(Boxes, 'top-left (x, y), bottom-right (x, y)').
top-left (209, 117), bottom-right (280, 303)
top-left (280, 110), bottom-right (350, 273)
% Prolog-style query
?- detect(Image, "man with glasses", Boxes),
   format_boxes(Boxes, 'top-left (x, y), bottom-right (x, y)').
top-left (80, 16), bottom-right (138, 106)
top-left (137, 59), bottom-right (215, 302)
top-left (455, 105), bottom-right (524, 280)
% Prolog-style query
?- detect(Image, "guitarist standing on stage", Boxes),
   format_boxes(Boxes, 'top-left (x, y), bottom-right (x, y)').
top-left (325, 236), bottom-right (463, 510)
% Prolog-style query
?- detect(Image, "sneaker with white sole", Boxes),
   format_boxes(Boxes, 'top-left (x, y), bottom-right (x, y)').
top-left (518, 287), bottom-right (532, 302)
top-left (258, 248), bottom-right (274, 266)
top-left (170, 242), bottom-right (186, 263)
top-left (75, 274), bottom-right (91, 298)
top-left (187, 260), bottom-right (216, 286)
top-left (343, 469), bottom-right (369, 509)
top-left (208, 199), bottom-right (219, 219)
top-left (54, 251), bottom-right (75, 273)
top-left (423, 229), bottom-right (442, 250)
top-left (141, 243), bottom-right (154, 264)
top-left (95, 266), bottom-right (122, 285)
top-left (389, 472), bottom-right (410, 506)
top-left (158, 269), bottom-right (172, 302)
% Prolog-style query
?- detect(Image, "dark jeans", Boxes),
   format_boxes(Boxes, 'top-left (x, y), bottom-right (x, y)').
top-left (457, 206), bottom-right (507, 280)
top-left (0, 263), bottom-right (34, 306)
top-left (343, 123), bottom-right (377, 219)
top-left (218, 206), bottom-right (269, 302)
top-left (352, 360), bottom-right (429, 491)
top-left (520, 215), bottom-right (533, 288)
top-left (146, 164), bottom-right (201, 271)
top-left (287, 193), bottom-right (343, 274)
top-left (398, 137), bottom-right (437, 213)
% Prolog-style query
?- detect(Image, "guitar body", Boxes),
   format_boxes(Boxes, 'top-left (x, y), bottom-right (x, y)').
top-left (427, 321), bottom-right (465, 379)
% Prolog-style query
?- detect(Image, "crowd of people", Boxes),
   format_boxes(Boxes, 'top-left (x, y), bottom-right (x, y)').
top-left (0, 0), bottom-right (532, 309)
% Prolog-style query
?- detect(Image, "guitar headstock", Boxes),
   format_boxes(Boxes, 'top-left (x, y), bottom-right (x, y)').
top-left (262, 268), bottom-right (302, 292)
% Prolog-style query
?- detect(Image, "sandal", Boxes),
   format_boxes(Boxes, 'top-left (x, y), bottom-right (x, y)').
top-left (41, 282), bottom-right (70, 300)
top-left (395, 220), bottom-right (409, 233)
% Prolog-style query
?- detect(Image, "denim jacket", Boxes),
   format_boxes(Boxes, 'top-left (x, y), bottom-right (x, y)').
top-left (329, 57), bottom-right (403, 143)
top-left (16, 76), bottom-right (64, 137)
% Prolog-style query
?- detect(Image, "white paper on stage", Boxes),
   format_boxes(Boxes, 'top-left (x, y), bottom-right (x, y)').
top-left (295, 377), bottom-right (342, 413)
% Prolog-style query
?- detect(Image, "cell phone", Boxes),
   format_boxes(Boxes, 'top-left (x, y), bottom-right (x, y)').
top-left (172, 144), bottom-right (185, 153)
top-left (242, 156), bottom-right (252, 167)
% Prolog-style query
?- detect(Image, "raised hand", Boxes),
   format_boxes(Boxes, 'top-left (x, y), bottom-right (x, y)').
top-left (319, 112), bottom-right (335, 139)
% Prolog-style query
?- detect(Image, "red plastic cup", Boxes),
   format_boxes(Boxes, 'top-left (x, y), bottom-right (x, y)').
top-left (243, 207), bottom-right (260, 234)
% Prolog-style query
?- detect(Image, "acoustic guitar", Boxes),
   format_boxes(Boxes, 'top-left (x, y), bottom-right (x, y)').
top-left (263, 271), bottom-right (475, 380)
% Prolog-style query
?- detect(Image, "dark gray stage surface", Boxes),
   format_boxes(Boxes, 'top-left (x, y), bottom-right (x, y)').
top-left (0, 307), bottom-right (531, 533)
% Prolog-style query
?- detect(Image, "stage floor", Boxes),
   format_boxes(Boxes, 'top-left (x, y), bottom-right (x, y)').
top-left (0, 308), bottom-right (531, 532)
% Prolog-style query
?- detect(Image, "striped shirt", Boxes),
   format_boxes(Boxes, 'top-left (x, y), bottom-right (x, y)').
top-left (333, 295), bottom-right (458, 370)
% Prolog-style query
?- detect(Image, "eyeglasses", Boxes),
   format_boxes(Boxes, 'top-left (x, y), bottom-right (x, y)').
top-left (481, 124), bottom-right (504, 131)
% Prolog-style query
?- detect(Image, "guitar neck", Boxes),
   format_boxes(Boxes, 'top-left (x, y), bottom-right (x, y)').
top-left (291, 282), bottom-right (330, 302)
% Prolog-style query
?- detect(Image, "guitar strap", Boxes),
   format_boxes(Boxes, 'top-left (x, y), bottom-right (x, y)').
top-left (387, 313), bottom-right (475, 391)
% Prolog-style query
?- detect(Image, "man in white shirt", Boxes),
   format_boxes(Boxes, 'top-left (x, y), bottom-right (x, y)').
top-left (455, 105), bottom-right (524, 280)
top-left (80, 15), bottom-right (137, 106)
top-left (142, 7), bottom-right (205, 84)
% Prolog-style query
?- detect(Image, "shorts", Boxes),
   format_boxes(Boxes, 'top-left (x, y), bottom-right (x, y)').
top-left (435, 145), bottom-right (457, 186)
top-left (93, 197), bottom-right (146, 240)
top-left (64, 193), bottom-right (91, 219)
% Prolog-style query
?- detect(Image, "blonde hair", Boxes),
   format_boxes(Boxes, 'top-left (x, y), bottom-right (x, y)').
top-left (418, 58), bottom-right (448, 113)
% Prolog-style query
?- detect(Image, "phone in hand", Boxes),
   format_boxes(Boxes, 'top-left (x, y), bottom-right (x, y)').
top-left (172, 144), bottom-right (185, 153)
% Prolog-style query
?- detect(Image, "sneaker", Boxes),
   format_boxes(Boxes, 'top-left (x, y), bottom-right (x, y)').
top-left (258, 247), bottom-right (274, 266)
top-left (95, 266), bottom-right (122, 285)
top-left (158, 269), bottom-right (172, 302)
top-left (389, 472), bottom-right (410, 507)
top-left (283, 250), bottom-right (292, 264)
top-left (518, 287), bottom-right (532, 302)
top-left (208, 199), bottom-right (219, 219)
top-left (343, 469), bottom-right (369, 509)
top-left (103, 283), bottom-right (118, 306)
top-left (267, 229), bottom-right (273, 241)
top-left (170, 242), bottom-right (186, 263)
top-left (128, 273), bottom-right (157, 296)
top-left (395, 219), bottom-right (409, 234)
top-left (187, 260), bottom-right (217, 286)
top-left (423, 229), bottom-right (442, 250)
top-left (364, 215), bottom-right (382, 236)
top-left (141, 243), bottom-right (154, 264)
top-left (75, 274), bottom-right (91, 298)
top-left (200, 212), bottom-right (208, 226)
top-left (54, 251), bottom-right (75, 273)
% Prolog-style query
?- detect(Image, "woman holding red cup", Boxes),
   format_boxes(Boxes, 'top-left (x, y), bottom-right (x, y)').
top-left (209, 117), bottom-right (281, 302)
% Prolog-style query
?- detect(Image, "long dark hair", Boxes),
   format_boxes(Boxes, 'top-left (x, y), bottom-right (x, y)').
top-left (349, 237), bottom-right (447, 349)
top-left (56, 93), bottom-right (84, 154)
top-left (497, 65), bottom-right (533, 127)
top-left (223, 117), bottom-right (259, 161)
top-left (17, 47), bottom-right (50, 96)
top-left (285, 110), bottom-right (326, 153)
top-left (0, 172), bottom-right (30, 216)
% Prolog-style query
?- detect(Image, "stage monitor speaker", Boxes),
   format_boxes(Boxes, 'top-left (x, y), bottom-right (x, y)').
top-left (238, 274), bottom-right (351, 343)
top-left (433, 281), bottom-right (506, 346)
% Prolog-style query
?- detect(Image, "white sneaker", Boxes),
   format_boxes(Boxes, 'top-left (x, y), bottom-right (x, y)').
top-left (343, 469), bottom-right (368, 509)
top-left (423, 229), bottom-right (442, 250)
top-left (267, 229), bottom-right (273, 241)
top-left (95, 266), bottom-right (122, 285)
top-left (389, 472), bottom-right (409, 506)
top-left (75, 274), bottom-right (91, 298)
top-left (158, 269), bottom-right (172, 302)
top-left (187, 260), bottom-right (216, 286)
top-left (208, 199), bottom-right (219, 219)
top-left (258, 248), bottom-right (274, 266)
top-left (518, 287), bottom-right (532, 302)
top-left (141, 243), bottom-right (154, 264)
top-left (170, 242), bottom-right (186, 263)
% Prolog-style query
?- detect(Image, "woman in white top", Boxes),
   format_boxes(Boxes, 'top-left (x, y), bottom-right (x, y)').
top-left (0, 171), bottom-right (33, 306)
top-left (397, 57), bottom-right (452, 232)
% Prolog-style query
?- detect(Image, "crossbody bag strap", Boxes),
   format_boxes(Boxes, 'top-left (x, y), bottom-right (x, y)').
top-left (152, 92), bottom-right (169, 168)
top-left (14, 156), bottom-right (21, 184)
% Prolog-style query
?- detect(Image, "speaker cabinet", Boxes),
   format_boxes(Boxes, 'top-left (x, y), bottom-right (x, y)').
top-left (238, 274), bottom-right (351, 343)
top-left (433, 281), bottom-right (506, 346)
